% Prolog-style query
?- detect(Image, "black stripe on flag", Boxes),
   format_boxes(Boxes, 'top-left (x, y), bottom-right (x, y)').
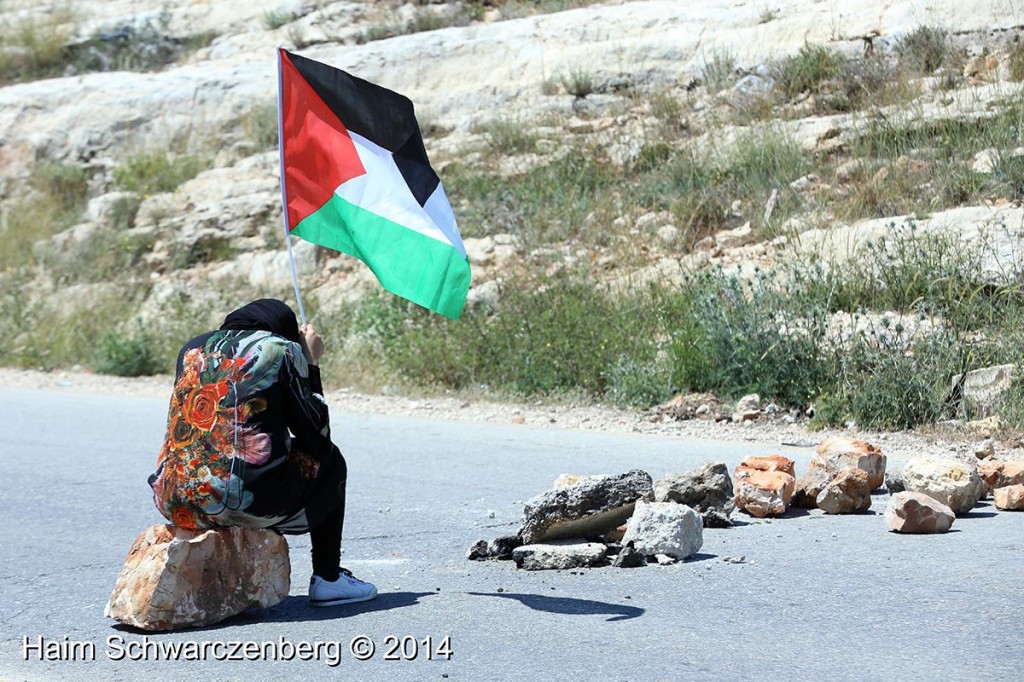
top-left (286, 50), bottom-right (440, 207)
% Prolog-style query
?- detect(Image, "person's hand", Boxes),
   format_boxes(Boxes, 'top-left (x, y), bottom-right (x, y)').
top-left (300, 323), bottom-right (325, 365)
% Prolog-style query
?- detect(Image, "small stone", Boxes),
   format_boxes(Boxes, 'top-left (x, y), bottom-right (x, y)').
top-left (884, 492), bottom-right (955, 533)
top-left (488, 535), bottom-right (523, 560)
top-left (695, 404), bottom-right (710, 416)
top-left (511, 415), bottom-right (526, 424)
top-left (993, 484), bottom-right (1024, 510)
top-left (654, 554), bottom-right (677, 565)
top-left (972, 439), bottom-right (995, 459)
top-left (512, 541), bottom-right (607, 571)
top-left (467, 540), bottom-right (490, 561)
top-left (105, 525), bottom-right (290, 631)
top-left (611, 545), bottom-right (647, 568)
top-left (816, 468), bottom-right (872, 514)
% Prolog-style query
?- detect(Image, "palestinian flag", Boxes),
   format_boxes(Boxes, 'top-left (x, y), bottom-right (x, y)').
top-left (277, 48), bottom-right (471, 319)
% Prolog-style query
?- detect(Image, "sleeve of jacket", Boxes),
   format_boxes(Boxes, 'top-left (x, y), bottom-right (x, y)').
top-left (280, 343), bottom-right (334, 461)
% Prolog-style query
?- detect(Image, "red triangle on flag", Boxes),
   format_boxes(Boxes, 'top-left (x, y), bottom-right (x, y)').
top-left (279, 49), bottom-right (365, 230)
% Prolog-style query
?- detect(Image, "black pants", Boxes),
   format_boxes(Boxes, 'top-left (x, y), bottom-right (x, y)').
top-left (309, 483), bottom-right (345, 582)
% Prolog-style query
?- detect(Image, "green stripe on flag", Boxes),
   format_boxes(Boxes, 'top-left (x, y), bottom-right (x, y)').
top-left (292, 194), bottom-right (471, 319)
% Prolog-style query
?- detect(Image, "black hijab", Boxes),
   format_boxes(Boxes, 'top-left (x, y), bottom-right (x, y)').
top-left (220, 299), bottom-right (301, 343)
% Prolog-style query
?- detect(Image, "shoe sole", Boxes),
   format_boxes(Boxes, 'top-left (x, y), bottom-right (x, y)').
top-left (309, 590), bottom-right (378, 607)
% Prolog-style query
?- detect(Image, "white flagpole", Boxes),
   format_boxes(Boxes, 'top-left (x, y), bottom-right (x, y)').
top-left (276, 46), bottom-right (308, 325)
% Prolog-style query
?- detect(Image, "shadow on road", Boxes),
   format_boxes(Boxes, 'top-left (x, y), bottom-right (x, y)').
top-left (682, 552), bottom-right (716, 563)
top-left (468, 592), bottom-right (644, 622)
top-left (960, 510), bottom-right (998, 519)
top-left (109, 592), bottom-right (436, 634)
top-left (263, 591), bottom-right (436, 622)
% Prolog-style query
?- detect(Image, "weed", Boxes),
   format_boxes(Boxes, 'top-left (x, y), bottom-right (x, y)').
top-left (355, 24), bottom-right (404, 44)
top-left (700, 49), bottom-right (737, 93)
top-left (113, 151), bottom-right (206, 195)
top-left (560, 66), bottom-right (596, 98)
top-left (896, 25), bottom-right (959, 76)
top-left (476, 117), bottom-right (539, 154)
top-left (243, 103), bottom-right (279, 151)
top-left (758, 7), bottom-right (780, 24)
top-left (774, 44), bottom-right (846, 100)
top-left (0, 3), bottom-right (76, 84)
top-left (263, 10), bottom-right (295, 30)
top-left (30, 161), bottom-right (89, 217)
top-left (66, 11), bottom-right (218, 75)
top-left (96, 331), bottom-right (162, 376)
top-left (0, 162), bottom-right (89, 272)
top-left (649, 91), bottom-right (687, 136)
top-left (1008, 40), bottom-right (1024, 81)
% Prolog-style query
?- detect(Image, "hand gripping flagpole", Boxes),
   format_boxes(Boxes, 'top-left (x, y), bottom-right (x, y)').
top-left (276, 46), bottom-right (308, 326)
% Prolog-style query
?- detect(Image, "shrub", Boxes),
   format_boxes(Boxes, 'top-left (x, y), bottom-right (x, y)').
top-left (30, 161), bottom-right (89, 216)
top-left (477, 117), bottom-right (538, 154)
top-left (667, 268), bottom-right (833, 408)
top-left (113, 151), bottom-right (206, 195)
top-left (896, 25), bottom-right (958, 76)
top-left (560, 66), bottom-right (596, 98)
top-left (814, 329), bottom-right (962, 429)
top-left (243, 103), bottom-right (279, 151)
top-left (263, 10), bottom-right (295, 30)
top-left (96, 331), bottom-right (162, 377)
top-left (700, 49), bottom-right (737, 93)
top-left (774, 44), bottom-right (846, 100)
top-left (0, 3), bottom-right (76, 84)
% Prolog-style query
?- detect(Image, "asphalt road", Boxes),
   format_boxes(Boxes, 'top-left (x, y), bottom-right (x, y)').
top-left (0, 386), bottom-right (1021, 682)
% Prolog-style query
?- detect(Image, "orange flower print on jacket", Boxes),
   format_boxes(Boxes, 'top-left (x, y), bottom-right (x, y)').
top-left (151, 331), bottom-right (287, 530)
top-left (182, 381), bottom-right (230, 431)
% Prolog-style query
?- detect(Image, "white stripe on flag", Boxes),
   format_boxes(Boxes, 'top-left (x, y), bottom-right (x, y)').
top-left (423, 182), bottom-right (466, 258)
top-left (336, 132), bottom-right (454, 248)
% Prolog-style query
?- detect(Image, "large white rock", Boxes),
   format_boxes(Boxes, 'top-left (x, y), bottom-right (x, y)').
top-left (621, 500), bottom-right (703, 560)
top-left (105, 524), bottom-right (290, 631)
top-left (901, 458), bottom-right (985, 516)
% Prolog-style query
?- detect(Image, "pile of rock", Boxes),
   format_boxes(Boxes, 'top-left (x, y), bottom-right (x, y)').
top-left (469, 465), bottom-right (735, 570)
top-left (733, 438), bottom-right (884, 518)
top-left (469, 437), bottom-right (1024, 571)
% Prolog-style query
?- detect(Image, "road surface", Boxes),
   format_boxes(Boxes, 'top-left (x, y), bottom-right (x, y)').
top-left (0, 386), bottom-right (1020, 681)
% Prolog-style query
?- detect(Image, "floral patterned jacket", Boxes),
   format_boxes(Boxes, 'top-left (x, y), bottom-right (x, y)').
top-left (148, 329), bottom-right (343, 532)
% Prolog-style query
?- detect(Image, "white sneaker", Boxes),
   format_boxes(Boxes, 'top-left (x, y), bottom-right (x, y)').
top-left (309, 568), bottom-right (378, 607)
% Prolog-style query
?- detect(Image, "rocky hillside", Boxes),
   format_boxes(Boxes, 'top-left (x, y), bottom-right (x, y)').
top-left (4, 0), bottom-right (1024, 430)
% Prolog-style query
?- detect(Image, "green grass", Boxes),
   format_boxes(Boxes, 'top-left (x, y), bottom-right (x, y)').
top-left (700, 49), bottom-right (737, 93)
top-left (112, 151), bottom-right (207, 195)
top-left (476, 116), bottom-right (539, 154)
top-left (0, 3), bottom-right (76, 85)
top-left (303, 216), bottom-right (1024, 429)
top-left (775, 44), bottom-right (846, 100)
top-left (559, 65), bottom-right (597, 98)
top-left (0, 161), bottom-right (89, 273)
top-left (263, 10), bottom-right (296, 30)
top-left (896, 25), bottom-right (959, 76)
top-left (243, 103), bottom-right (279, 151)
top-left (831, 96), bottom-right (1024, 220)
